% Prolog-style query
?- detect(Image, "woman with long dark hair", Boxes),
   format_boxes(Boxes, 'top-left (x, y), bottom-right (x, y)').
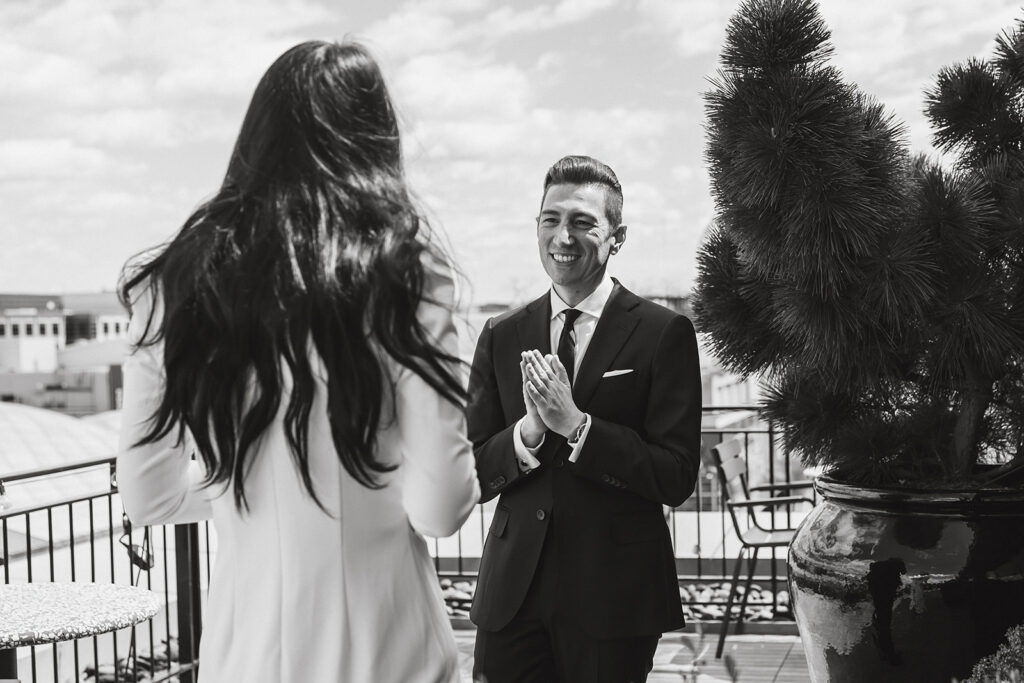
top-left (116, 41), bottom-right (479, 682)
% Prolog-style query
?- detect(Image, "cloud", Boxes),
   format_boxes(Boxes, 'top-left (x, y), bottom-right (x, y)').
top-left (0, 0), bottom-right (341, 291)
top-left (638, 0), bottom-right (1022, 76)
top-left (6, 0), bottom-right (1011, 303)
top-left (635, 0), bottom-right (734, 57)
top-left (362, 0), bottom-right (617, 60)
top-left (48, 108), bottom-right (181, 147)
top-left (0, 139), bottom-right (115, 180)
top-left (395, 51), bottom-right (534, 120)
top-left (0, 0), bottom-right (337, 106)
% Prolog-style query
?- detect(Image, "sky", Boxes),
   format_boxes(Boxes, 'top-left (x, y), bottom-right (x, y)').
top-left (2, 0), bottom-right (1020, 306)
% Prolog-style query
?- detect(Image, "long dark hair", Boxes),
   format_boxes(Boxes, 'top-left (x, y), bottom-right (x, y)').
top-left (119, 40), bottom-right (466, 511)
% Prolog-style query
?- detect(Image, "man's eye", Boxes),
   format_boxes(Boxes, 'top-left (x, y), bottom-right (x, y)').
top-left (541, 218), bottom-right (559, 227)
top-left (574, 220), bottom-right (594, 229)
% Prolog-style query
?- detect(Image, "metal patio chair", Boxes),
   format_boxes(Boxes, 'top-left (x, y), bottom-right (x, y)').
top-left (710, 436), bottom-right (815, 658)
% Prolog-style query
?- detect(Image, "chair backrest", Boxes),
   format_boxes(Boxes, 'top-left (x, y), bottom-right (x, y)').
top-left (710, 437), bottom-right (748, 503)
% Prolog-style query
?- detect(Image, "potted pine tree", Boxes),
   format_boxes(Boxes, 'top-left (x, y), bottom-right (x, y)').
top-left (694, 0), bottom-right (1024, 680)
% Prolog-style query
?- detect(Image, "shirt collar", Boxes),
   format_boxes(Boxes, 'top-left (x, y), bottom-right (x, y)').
top-left (549, 274), bottom-right (615, 321)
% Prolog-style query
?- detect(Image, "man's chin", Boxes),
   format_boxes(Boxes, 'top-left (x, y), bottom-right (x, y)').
top-left (544, 260), bottom-right (583, 279)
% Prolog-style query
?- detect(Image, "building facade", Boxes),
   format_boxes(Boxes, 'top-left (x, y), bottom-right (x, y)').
top-left (0, 292), bottom-right (128, 415)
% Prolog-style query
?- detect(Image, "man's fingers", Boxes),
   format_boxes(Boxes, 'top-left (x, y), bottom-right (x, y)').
top-left (528, 351), bottom-right (555, 381)
top-left (526, 380), bottom-right (545, 404)
top-left (526, 362), bottom-right (550, 392)
top-left (547, 354), bottom-right (570, 384)
top-left (524, 351), bottom-right (550, 381)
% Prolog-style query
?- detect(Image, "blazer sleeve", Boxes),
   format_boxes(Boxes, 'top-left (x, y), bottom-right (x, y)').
top-left (569, 314), bottom-right (702, 507)
top-left (398, 256), bottom-right (481, 537)
top-left (116, 284), bottom-right (213, 527)
top-left (466, 318), bottom-right (534, 504)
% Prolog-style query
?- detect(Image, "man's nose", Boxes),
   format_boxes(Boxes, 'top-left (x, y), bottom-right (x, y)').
top-left (554, 221), bottom-right (573, 245)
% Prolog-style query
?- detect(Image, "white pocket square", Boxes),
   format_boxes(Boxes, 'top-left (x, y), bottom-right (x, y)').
top-left (602, 369), bottom-right (634, 378)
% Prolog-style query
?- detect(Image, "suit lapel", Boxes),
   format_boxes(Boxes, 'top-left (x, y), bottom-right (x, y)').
top-left (573, 282), bottom-right (640, 410)
top-left (516, 292), bottom-right (552, 355)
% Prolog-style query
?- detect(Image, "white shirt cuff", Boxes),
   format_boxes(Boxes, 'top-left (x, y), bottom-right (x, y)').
top-left (513, 417), bottom-right (543, 471)
top-left (567, 413), bottom-right (592, 463)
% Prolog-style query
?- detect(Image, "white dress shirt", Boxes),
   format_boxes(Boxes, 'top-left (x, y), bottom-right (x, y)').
top-left (513, 274), bottom-right (616, 470)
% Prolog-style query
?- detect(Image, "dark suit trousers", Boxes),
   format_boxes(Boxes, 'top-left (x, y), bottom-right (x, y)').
top-left (472, 519), bottom-right (659, 683)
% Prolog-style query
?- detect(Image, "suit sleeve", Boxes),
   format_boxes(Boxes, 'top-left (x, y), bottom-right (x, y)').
top-left (117, 284), bottom-right (213, 527)
top-left (398, 255), bottom-right (481, 537)
top-left (466, 319), bottom-right (535, 503)
top-left (569, 314), bottom-right (701, 507)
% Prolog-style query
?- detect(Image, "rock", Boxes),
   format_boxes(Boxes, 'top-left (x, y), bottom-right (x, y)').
top-left (439, 578), bottom-right (453, 589)
top-left (442, 587), bottom-right (472, 601)
top-left (702, 606), bottom-right (724, 619)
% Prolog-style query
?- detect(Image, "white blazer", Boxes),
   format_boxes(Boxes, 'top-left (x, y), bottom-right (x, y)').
top-left (117, 257), bottom-right (480, 683)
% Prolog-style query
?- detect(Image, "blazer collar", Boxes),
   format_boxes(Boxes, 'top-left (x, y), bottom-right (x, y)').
top-left (572, 279), bottom-right (641, 409)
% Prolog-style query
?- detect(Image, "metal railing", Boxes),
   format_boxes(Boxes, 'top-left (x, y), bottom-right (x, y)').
top-left (1, 406), bottom-right (808, 682)
top-left (428, 407), bottom-right (815, 623)
top-left (1, 459), bottom-right (211, 683)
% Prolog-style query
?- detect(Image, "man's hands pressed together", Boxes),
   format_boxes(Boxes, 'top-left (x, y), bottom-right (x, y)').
top-left (519, 352), bottom-right (548, 448)
top-left (521, 349), bottom-right (587, 441)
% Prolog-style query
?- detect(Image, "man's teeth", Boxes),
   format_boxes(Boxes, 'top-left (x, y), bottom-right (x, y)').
top-left (552, 254), bottom-right (579, 263)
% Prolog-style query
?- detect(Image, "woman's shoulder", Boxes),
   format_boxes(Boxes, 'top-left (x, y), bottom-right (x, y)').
top-left (122, 277), bottom-right (164, 345)
top-left (419, 247), bottom-right (457, 307)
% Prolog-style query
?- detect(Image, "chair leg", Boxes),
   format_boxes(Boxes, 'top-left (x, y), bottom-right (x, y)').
top-left (717, 546), bottom-right (746, 659)
top-left (737, 547), bottom-right (760, 628)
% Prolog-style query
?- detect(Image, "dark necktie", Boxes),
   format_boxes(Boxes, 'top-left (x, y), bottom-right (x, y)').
top-left (557, 309), bottom-right (583, 386)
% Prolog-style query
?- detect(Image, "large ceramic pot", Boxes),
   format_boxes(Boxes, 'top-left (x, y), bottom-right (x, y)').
top-left (789, 477), bottom-right (1024, 682)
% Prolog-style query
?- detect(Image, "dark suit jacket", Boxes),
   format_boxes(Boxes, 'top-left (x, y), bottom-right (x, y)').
top-left (467, 281), bottom-right (702, 639)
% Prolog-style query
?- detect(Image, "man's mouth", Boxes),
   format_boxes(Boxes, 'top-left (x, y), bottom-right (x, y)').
top-left (551, 253), bottom-right (580, 264)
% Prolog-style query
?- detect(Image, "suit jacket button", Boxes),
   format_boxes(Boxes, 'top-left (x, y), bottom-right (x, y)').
top-left (555, 458), bottom-right (565, 468)
top-left (601, 474), bottom-right (611, 483)
top-left (536, 509), bottom-right (546, 521)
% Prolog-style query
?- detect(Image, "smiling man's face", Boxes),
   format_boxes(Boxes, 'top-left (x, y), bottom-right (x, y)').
top-left (537, 183), bottom-right (626, 306)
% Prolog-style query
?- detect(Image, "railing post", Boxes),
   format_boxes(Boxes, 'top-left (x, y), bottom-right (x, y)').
top-left (175, 523), bottom-right (202, 683)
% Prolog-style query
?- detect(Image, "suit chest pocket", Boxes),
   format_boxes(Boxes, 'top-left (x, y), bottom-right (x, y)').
top-left (591, 371), bottom-right (645, 425)
top-left (489, 506), bottom-right (510, 538)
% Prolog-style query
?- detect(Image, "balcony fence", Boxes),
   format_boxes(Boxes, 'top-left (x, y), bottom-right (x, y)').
top-left (0, 406), bottom-right (810, 682)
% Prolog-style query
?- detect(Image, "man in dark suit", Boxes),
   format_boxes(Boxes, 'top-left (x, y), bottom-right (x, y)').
top-left (468, 155), bottom-right (702, 682)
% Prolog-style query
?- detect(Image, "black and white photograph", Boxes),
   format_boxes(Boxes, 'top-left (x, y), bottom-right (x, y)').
top-left (1, 1), bottom-right (1022, 681)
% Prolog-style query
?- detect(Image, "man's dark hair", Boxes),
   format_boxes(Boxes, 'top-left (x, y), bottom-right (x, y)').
top-left (542, 155), bottom-right (623, 226)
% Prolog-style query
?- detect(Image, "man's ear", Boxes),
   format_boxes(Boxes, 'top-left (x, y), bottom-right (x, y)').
top-left (610, 225), bottom-right (627, 255)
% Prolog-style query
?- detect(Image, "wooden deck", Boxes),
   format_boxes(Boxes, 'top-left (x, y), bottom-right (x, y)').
top-left (454, 630), bottom-right (810, 682)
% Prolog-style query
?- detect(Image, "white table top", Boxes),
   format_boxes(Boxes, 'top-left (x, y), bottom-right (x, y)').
top-left (0, 582), bottom-right (161, 649)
